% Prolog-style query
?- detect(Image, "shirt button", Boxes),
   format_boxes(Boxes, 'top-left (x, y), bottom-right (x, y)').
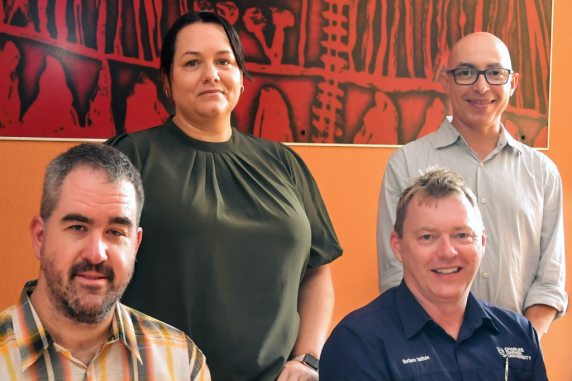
top-left (481, 198), bottom-right (486, 204)
top-left (480, 162), bottom-right (484, 168)
top-left (483, 272), bottom-right (489, 279)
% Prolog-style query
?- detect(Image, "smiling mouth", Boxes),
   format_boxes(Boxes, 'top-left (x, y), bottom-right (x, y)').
top-left (432, 267), bottom-right (461, 275)
top-left (467, 100), bottom-right (494, 105)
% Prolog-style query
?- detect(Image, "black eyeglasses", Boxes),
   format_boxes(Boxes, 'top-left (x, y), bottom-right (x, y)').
top-left (447, 68), bottom-right (514, 85)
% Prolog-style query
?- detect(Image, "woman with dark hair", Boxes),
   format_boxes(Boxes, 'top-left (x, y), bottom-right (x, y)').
top-left (106, 11), bottom-right (342, 381)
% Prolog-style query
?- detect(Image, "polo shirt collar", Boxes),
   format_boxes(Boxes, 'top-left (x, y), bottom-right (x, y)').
top-left (395, 280), bottom-right (499, 341)
top-left (435, 117), bottom-right (523, 155)
top-left (15, 280), bottom-right (142, 372)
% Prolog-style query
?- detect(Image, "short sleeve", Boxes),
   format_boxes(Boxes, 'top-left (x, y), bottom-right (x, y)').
top-left (320, 326), bottom-right (391, 381)
top-left (280, 145), bottom-right (343, 268)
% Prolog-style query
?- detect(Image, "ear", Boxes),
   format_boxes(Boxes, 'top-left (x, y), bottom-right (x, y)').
top-left (390, 231), bottom-right (404, 264)
top-left (161, 70), bottom-right (171, 97)
top-left (509, 72), bottom-right (519, 96)
top-left (30, 216), bottom-right (45, 261)
top-left (135, 227), bottom-right (143, 255)
top-left (480, 228), bottom-right (486, 254)
top-left (440, 70), bottom-right (450, 94)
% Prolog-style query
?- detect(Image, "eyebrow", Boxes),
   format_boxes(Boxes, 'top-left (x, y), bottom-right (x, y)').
top-left (415, 227), bottom-right (436, 233)
top-left (180, 50), bottom-right (232, 58)
top-left (61, 213), bottom-right (92, 224)
top-left (456, 62), bottom-right (506, 69)
top-left (109, 216), bottom-right (134, 227)
top-left (414, 225), bottom-right (475, 233)
top-left (60, 214), bottom-right (133, 227)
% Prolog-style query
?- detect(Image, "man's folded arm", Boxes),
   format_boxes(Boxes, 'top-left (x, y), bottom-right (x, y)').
top-left (524, 167), bottom-right (567, 320)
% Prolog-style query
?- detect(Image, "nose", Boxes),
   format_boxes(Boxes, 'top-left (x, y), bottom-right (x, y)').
top-left (436, 235), bottom-right (458, 260)
top-left (81, 233), bottom-right (108, 264)
top-left (472, 72), bottom-right (490, 94)
top-left (202, 61), bottom-right (220, 84)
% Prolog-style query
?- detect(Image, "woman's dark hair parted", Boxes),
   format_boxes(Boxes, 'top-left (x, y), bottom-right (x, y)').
top-left (160, 11), bottom-right (253, 89)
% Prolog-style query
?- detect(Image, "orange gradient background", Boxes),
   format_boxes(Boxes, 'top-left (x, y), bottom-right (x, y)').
top-left (1, 0), bottom-right (570, 378)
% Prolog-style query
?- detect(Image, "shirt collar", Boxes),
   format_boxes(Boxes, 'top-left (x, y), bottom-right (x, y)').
top-left (457, 292), bottom-right (499, 342)
top-left (394, 280), bottom-right (434, 340)
top-left (15, 280), bottom-right (142, 372)
top-left (395, 280), bottom-right (499, 341)
top-left (435, 116), bottom-right (523, 155)
top-left (499, 124), bottom-right (524, 154)
top-left (113, 303), bottom-right (143, 364)
top-left (433, 117), bottom-right (465, 149)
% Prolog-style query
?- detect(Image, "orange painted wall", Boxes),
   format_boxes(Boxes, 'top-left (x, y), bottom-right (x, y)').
top-left (0, 0), bottom-right (570, 378)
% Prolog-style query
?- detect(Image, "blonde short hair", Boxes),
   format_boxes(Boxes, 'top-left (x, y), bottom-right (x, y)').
top-left (394, 168), bottom-right (482, 238)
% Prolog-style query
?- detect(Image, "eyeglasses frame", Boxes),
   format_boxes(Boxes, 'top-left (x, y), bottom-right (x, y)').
top-left (446, 68), bottom-right (515, 86)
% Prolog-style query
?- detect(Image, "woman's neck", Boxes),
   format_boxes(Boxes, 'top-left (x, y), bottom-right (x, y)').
top-left (172, 114), bottom-right (232, 142)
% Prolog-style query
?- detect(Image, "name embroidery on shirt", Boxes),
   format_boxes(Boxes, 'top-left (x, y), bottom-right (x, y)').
top-left (402, 356), bottom-right (430, 364)
top-left (497, 347), bottom-right (531, 360)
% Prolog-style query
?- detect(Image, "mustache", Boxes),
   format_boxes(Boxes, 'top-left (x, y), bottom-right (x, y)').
top-left (69, 261), bottom-right (115, 282)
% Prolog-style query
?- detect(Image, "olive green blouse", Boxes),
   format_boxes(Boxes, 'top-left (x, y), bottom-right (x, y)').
top-left (105, 119), bottom-right (342, 381)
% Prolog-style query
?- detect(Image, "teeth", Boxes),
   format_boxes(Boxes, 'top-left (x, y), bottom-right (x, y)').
top-left (433, 268), bottom-right (460, 275)
top-left (471, 101), bottom-right (491, 105)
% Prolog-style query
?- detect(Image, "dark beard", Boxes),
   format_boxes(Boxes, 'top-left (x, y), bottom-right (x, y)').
top-left (41, 255), bottom-right (133, 325)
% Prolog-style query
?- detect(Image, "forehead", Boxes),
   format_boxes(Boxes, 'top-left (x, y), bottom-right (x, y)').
top-left (404, 194), bottom-right (479, 231)
top-left (55, 167), bottom-right (137, 219)
top-left (448, 35), bottom-right (512, 69)
top-left (175, 22), bottom-right (231, 53)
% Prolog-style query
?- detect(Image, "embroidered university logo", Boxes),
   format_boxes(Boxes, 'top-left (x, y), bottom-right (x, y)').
top-left (497, 347), bottom-right (531, 360)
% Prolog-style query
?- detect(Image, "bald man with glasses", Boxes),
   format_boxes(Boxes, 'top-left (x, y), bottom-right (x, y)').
top-left (376, 32), bottom-right (566, 340)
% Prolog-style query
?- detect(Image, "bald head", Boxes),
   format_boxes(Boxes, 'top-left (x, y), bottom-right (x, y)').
top-left (441, 32), bottom-right (519, 133)
top-left (447, 32), bottom-right (513, 71)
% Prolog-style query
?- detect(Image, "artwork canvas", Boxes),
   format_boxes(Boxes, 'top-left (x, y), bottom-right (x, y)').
top-left (0, 0), bottom-right (552, 146)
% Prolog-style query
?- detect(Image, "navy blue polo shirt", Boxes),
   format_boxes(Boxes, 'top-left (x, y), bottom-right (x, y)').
top-left (320, 281), bottom-right (547, 380)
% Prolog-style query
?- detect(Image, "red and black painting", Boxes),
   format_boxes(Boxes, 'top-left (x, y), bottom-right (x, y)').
top-left (0, 0), bottom-right (551, 146)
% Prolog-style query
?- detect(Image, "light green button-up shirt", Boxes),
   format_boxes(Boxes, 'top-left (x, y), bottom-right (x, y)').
top-left (377, 117), bottom-right (567, 318)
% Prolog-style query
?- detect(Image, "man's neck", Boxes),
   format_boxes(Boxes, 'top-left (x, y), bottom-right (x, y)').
top-left (419, 299), bottom-right (466, 340)
top-left (450, 117), bottom-right (502, 161)
top-left (406, 281), bottom-right (468, 340)
top-left (30, 281), bottom-right (114, 366)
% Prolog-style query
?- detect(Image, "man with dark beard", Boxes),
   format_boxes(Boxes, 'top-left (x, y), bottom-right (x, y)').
top-left (0, 144), bottom-right (210, 381)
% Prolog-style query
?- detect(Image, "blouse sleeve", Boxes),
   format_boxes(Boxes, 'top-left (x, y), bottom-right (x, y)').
top-left (281, 145), bottom-right (343, 268)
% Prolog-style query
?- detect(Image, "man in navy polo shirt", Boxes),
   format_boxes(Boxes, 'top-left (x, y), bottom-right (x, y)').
top-left (320, 168), bottom-right (547, 380)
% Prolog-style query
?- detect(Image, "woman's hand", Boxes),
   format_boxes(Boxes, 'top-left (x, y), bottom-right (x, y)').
top-left (276, 360), bottom-right (319, 381)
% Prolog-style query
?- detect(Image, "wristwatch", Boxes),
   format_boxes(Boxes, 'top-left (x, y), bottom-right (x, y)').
top-left (293, 354), bottom-right (319, 372)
